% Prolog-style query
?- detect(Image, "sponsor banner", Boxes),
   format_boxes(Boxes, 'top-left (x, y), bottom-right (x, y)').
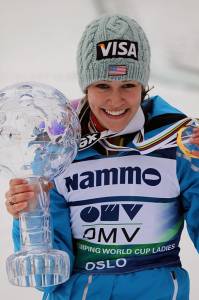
top-left (70, 202), bottom-right (183, 245)
top-left (75, 239), bottom-right (180, 273)
top-left (55, 155), bottom-right (180, 201)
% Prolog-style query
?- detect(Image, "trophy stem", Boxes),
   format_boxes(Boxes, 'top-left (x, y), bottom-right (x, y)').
top-left (19, 177), bottom-right (52, 252)
top-left (6, 176), bottom-right (70, 287)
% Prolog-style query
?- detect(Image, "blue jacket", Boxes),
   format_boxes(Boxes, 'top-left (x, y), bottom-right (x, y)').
top-left (12, 96), bottom-right (199, 300)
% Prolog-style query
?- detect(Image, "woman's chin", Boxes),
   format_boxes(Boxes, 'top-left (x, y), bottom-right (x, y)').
top-left (106, 124), bottom-right (127, 132)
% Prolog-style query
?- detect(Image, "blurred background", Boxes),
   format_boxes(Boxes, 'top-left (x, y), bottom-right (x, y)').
top-left (0, 0), bottom-right (198, 299)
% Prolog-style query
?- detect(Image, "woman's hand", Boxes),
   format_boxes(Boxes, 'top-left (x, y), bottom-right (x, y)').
top-left (5, 179), bottom-right (36, 219)
top-left (190, 127), bottom-right (199, 157)
top-left (5, 178), bottom-right (54, 218)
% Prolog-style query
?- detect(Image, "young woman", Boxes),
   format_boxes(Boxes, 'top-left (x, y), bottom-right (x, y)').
top-left (5, 14), bottom-right (199, 300)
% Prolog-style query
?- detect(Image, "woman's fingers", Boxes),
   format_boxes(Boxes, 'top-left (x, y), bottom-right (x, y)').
top-left (191, 150), bottom-right (199, 157)
top-left (190, 128), bottom-right (199, 157)
top-left (5, 197), bottom-right (28, 218)
top-left (9, 178), bottom-right (28, 187)
top-left (189, 128), bottom-right (199, 146)
top-left (5, 190), bottom-right (35, 204)
top-left (5, 178), bottom-right (37, 218)
top-left (5, 178), bottom-right (53, 218)
top-left (9, 179), bottom-right (34, 194)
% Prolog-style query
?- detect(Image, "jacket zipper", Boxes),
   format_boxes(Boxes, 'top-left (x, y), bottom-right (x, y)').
top-left (82, 275), bottom-right (93, 300)
top-left (171, 271), bottom-right (178, 300)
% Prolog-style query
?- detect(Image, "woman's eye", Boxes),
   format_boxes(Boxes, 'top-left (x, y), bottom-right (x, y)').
top-left (122, 84), bottom-right (136, 88)
top-left (95, 84), bottom-right (109, 90)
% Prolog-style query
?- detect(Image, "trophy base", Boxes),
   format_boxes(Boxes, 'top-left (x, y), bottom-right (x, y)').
top-left (6, 248), bottom-right (70, 287)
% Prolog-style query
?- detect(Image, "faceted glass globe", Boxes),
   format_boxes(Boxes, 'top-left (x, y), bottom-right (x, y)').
top-left (0, 82), bottom-right (81, 180)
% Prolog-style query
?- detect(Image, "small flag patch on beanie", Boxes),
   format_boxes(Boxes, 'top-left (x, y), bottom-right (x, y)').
top-left (108, 65), bottom-right (127, 76)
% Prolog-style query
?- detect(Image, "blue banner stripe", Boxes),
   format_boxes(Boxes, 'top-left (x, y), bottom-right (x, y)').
top-left (67, 196), bottom-right (178, 207)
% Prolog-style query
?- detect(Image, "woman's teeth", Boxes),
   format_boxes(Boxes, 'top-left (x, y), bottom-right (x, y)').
top-left (104, 109), bottom-right (126, 116)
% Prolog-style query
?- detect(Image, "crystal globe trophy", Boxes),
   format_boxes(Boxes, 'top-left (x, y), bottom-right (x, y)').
top-left (0, 82), bottom-right (81, 287)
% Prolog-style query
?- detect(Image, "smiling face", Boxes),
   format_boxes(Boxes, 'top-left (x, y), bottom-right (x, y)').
top-left (87, 80), bottom-right (143, 132)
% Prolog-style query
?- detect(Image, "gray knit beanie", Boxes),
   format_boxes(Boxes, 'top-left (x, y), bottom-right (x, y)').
top-left (77, 14), bottom-right (151, 92)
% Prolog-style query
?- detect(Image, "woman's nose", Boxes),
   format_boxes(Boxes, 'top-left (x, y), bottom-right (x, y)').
top-left (107, 90), bottom-right (124, 107)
